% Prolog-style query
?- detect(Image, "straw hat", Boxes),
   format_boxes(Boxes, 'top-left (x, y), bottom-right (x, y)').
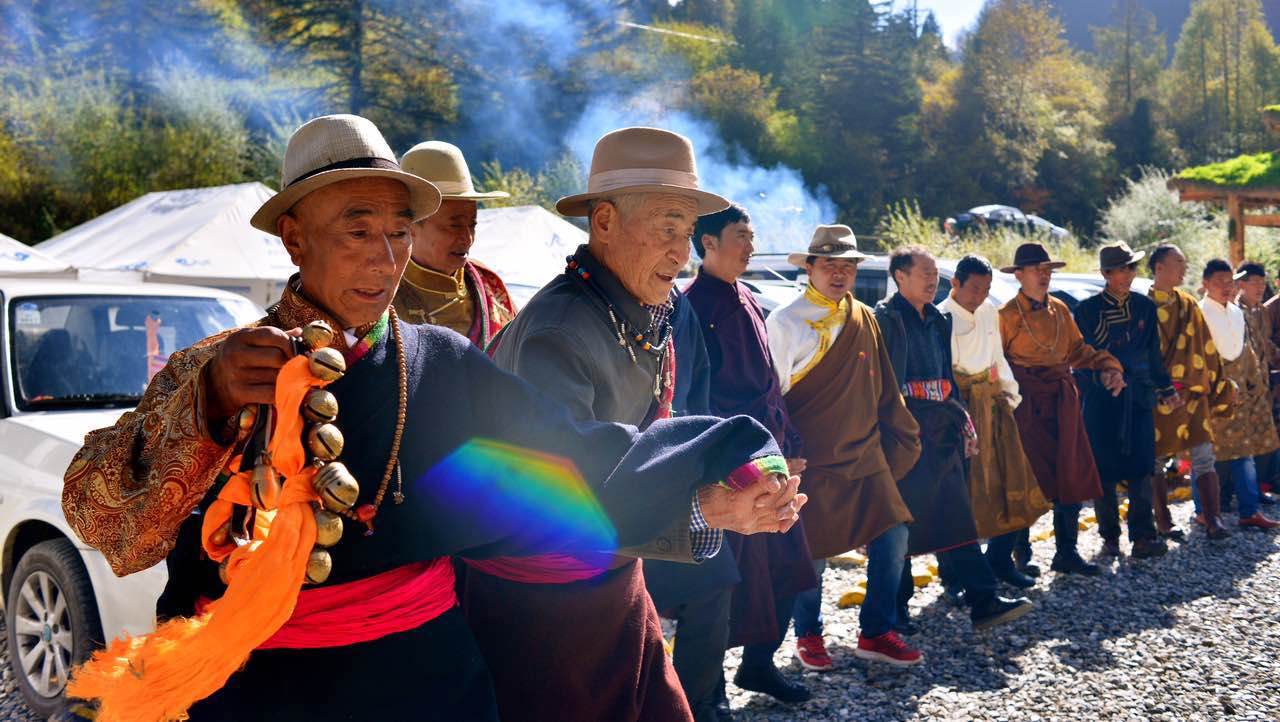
top-left (400, 141), bottom-right (510, 201)
top-left (1000, 242), bottom-right (1068, 273)
top-left (786, 224), bottom-right (871, 267)
top-left (555, 127), bottom-right (729, 217)
top-left (251, 114), bottom-right (442, 234)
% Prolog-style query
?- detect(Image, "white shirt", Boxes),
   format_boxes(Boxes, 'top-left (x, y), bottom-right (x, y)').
top-left (937, 295), bottom-right (1022, 409)
top-left (766, 289), bottom-right (847, 395)
top-left (1199, 296), bottom-right (1246, 361)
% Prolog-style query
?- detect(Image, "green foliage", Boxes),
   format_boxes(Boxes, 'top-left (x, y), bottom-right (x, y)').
top-left (477, 154), bottom-right (585, 212)
top-left (1175, 151), bottom-right (1280, 188)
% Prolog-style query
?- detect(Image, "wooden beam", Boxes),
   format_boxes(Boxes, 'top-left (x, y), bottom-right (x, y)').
top-left (1227, 194), bottom-right (1246, 266)
top-left (1243, 213), bottom-right (1280, 228)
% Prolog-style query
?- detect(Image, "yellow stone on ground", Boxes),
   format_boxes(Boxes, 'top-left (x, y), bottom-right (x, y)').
top-left (837, 590), bottom-right (866, 608)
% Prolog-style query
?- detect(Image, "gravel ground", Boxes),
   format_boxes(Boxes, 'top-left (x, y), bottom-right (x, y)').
top-left (725, 498), bottom-right (1280, 721)
top-left (0, 499), bottom-right (1274, 721)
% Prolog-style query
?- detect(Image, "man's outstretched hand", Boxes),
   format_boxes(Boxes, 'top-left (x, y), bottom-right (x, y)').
top-left (698, 474), bottom-right (807, 535)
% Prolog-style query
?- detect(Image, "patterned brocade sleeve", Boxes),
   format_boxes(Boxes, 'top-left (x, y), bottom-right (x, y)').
top-left (61, 335), bottom-right (237, 577)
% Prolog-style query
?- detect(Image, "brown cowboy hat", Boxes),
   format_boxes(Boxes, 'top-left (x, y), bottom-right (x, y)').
top-left (251, 114), bottom-right (442, 235)
top-left (786, 225), bottom-right (871, 267)
top-left (1001, 242), bottom-right (1068, 274)
top-left (1098, 241), bottom-right (1145, 271)
top-left (555, 127), bottom-right (730, 217)
top-left (400, 141), bottom-right (510, 202)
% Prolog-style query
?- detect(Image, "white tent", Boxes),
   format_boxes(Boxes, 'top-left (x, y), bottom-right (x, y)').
top-left (0, 232), bottom-right (73, 276)
top-left (471, 205), bottom-right (586, 294)
top-left (38, 182), bottom-right (293, 307)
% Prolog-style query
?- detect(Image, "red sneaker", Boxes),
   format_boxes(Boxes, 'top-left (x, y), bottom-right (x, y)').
top-left (1238, 512), bottom-right (1280, 530)
top-left (854, 631), bottom-right (923, 667)
top-left (794, 633), bottom-right (833, 671)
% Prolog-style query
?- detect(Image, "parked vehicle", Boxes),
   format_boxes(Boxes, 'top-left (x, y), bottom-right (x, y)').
top-left (0, 279), bottom-right (260, 716)
top-left (945, 205), bottom-right (1069, 241)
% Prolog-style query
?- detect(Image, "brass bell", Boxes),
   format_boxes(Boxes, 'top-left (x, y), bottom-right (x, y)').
top-left (307, 423), bottom-right (345, 461)
top-left (251, 462), bottom-right (281, 510)
top-left (314, 508), bottom-right (344, 547)
top-left (309, 347), bottom-right (346, 382)
top-left (236, 406), bottom-right (259, 440)
top-left (314, 461), bottom-right (360, 512)
top-left (305, 548), bottom-right (332, 584)
top-left (301, 320), bottom-right (336, 350)
top-left (302, 389), bottom-right (339, 424)
top-left (209, 522), bottom-right (232, 548)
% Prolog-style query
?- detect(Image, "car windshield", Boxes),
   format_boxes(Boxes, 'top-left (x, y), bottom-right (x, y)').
top-left (9, 294), bottom-right (261, 410)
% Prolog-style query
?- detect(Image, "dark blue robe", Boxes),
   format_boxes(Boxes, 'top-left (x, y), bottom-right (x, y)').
top-left (1074, 290), bottom-right (1173, 483)
top-left (160, 319), bottom-right (779, 721)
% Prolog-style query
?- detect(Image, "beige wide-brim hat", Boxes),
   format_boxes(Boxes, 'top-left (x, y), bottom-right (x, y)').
top-left (786, 224), bottom-right (871, 267)
top-left (400, 141), bottom-right (510, 202)
top-left (555, 127), bottom-right (730, 217)
top-left (251, 114), bottom-right (443, 235)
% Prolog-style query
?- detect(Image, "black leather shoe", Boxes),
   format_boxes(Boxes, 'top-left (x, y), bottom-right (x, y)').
top-left (1012, 547), bottom-right (1041, 577)
top-left (941, 583), bottom-right (967, 607)
top-left (970, 595), bottom-right (1034, 631)
top-left (1100, 539), bottom-right (1123, 557)
top-left (893, 607), bottom-right (919, 636)
top-left (994, 565), bottom-right (1036, 589)
top-left (1051, 553), bottom-right (1102, 576)
top-left (733, 664), bottom-right (811, 704)
top-left (1158, 528), bottom-right (1187, 543)
top-left (1131, 537), bottom-right (1168, 559)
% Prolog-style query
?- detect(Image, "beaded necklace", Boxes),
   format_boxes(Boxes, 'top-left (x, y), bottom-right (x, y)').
top-left (566, 257), bottom-right (671, 365)
top-left (1014, 293), bottom-right (1062, 354)
top-left (341, 308), bottom-right (408, 534)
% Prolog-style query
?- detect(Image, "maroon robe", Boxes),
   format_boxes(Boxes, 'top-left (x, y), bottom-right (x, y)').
top-left (684, 272), bottom-right (818, 647)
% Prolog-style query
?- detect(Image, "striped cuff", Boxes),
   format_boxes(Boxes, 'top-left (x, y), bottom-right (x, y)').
top-left (723, 455), bottom-right (788, 492)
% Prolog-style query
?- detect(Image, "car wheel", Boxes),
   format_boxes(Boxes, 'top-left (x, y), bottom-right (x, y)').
top-left (6, 538), bottom-right (103, 718)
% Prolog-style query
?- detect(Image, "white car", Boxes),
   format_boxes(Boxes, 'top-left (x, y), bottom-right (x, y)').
top-left (0, 279), bottom-right (260, 716)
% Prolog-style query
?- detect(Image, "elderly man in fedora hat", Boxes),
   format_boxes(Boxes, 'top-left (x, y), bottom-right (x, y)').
top-left (681, 203), bottom-right (819, 707)
top-left (1073, 242), bottom-right (1182, 560)
top-left (998, 242), bottom-right (1125, 576)
top-left (395, 140), bottom-right (516, 347)
top-left (59, 115), bottom-right (802, 721)
top-left (469, 127), bottom-right (807, 722)
top-left (768, 226), bottom-right (926, 668)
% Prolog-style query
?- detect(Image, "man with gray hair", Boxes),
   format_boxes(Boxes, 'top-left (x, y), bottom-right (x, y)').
top-left (469, 127), bottom-right (808, 722)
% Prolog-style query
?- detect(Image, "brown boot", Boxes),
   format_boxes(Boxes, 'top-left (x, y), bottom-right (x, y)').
top-left (1152, 472), bottom-right (1184, 541)
top-left (1197, 472), bottom-right (1231, 540)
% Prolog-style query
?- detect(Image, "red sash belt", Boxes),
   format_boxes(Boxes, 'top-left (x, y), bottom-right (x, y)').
top-left (256, 557), bottom-right (456, 650)
top-left (463, 552), bottom-right (618, 584)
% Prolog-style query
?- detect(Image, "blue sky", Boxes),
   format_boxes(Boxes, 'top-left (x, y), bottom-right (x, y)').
top-left (900, 0), bottom-right (986, 47)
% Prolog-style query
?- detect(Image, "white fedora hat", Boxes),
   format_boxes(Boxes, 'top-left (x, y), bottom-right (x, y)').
top-left (251, 114), bottom-right (443, 234)
top-left (786, 224), bottom-right (871, 267)
top-left (555, 127), bottom-right (729, 217)
top-left (400, 141), bottom-right (510, 202)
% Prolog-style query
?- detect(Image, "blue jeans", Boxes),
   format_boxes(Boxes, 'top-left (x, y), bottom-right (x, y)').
top-left (1192, 456), bottom-right (1259, 518)
top-left (861, 523), bottom-right (908, 638)
top-left (793, 523), bottom-right (908, 639)
top-left (791, 559), bottom-right (826, 638)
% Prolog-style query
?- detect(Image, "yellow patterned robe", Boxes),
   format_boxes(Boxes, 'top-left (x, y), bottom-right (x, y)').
top-left (1212, 305), bottom-right (1280, 461)
top-left (1148, 287), bottom-right (1233, 457)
